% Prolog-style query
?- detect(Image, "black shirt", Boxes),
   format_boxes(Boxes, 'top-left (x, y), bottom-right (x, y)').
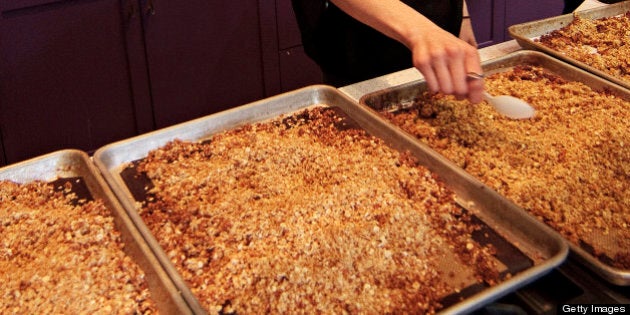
top-left (292, 0), bottom-right (464, 86)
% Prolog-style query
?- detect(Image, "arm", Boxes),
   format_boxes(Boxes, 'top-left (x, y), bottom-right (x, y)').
top-left (330, 0), bottom-right (484, 103)
top-left (460, 0), bottom-right (478, 47)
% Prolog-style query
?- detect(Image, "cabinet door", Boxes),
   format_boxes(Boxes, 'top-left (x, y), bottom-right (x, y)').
top-left (0, 0), bottom-right (146, 164)
top-left (468, 0), bottom-right (564, 47)
top-left (140, 0), bottom-right (266, 128)
top-left (468, 0), bottom-right (507, 47)
top-left (503, 0), bottom-right (564, 40)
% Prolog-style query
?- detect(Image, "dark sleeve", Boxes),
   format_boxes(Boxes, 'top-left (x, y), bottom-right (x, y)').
top-left (291, 0), bottom-right (464, 86)
top-left (291, 0), bottom-right (328, 61)
top-left (563, 0), bottom-right (585, 13)
top-left (291, 0), bottom-right (327, 36)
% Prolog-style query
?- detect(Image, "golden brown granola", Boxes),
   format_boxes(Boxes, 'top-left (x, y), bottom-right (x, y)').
top-left (381, 65), bottom-right (629, 269)
top-left (0, 180), bottom-right (157, 314)
top-left (537, 12), bottom-right (630, 83)
top-left (135, 107), bottom-right (500, 314)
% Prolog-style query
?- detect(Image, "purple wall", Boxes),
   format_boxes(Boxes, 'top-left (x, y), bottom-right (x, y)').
top-left (0, 0), bottom-right (564, 165)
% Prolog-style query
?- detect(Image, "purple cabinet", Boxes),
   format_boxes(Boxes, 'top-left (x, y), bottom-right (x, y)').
top-left (503, 0), bottom-right (564, 41)
top-left (0, 0), bottom-right (565, 166)
top-left (0, 0), bottom-right (148, 165)
top-left (468, 0), bottom-right (564, 47)
top-left (0, 0), bottom-right (270, 164)
top-left (468, 0), bottom-right (506, 48)
top-left (139, 0), bottom-right (267, 128)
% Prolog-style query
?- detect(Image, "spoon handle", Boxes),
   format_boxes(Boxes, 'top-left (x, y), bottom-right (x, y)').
top-left (466, 72), bottom-right (485, 80)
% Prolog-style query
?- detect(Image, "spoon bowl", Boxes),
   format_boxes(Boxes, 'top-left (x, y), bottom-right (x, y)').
top-left (467, 72), bottom-right (536, 119)
top-left (482, 91), bottom-right (536, 119)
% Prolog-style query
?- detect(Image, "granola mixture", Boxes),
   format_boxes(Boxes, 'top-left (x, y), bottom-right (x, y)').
top-left (537, 12), bottom-right (630, 83)
top-left (381, 65), bottom-right (629, 269)
top-left (134, 107), bottom-right (500, 314)
top-left (0, 180), bottom-right (157, 314)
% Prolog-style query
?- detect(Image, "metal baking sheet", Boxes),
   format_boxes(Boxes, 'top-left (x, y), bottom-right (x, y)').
top-left (359, 50), bottom-right (630, 286)
top-left (0, 150), bottom-right (193, 314)
top-left (508, 1), bottom-right (630, 89)
top-left (93, 85), bottom-right (567, 314)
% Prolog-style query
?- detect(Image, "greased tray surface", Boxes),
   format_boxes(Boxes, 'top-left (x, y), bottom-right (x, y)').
top-left (94, 85), bottom-right (566, 314)
top-left (0, 150), bottom-right (192, 314)
top-left (508, 1), bottom-right (630, 89)
top-left (359, 50), bottom-right (630, 286)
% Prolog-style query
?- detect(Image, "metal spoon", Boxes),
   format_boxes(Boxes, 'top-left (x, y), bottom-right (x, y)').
top-left (467, 72), bottom-right (536, 119)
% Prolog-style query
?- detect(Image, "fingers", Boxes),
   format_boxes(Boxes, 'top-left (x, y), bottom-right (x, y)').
top-left (413, 45), bottom-right (454, 95)
top-left (411, 34), bottom-right (483, 103)
top-left (416, 59), bottom-right (439, 94)
top-left (447, 50), bottom-right (467, 100)
top-left (464, 45), bottom-right (484, 103)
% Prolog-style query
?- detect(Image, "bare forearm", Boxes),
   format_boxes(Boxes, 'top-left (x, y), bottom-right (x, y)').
top-left (329, 0), bottom-right (442, 50)
top-left (329, 0), bottom-right (484, 103)
top-left (460, 0), bottom-right (478, 46)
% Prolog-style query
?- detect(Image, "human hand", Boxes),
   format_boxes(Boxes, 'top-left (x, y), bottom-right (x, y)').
top-left (328, 0), bottom-right (484, 102)
top-left (407, 25), bottom-right (484, 103)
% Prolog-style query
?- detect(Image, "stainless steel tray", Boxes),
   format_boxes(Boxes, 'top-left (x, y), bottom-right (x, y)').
top-left (93, 85), bottom-right (567, 314)
top-left (359, 50), bottom-right (630, 286)
top-left (0, 150), bottom-right (193, 314)
top-left (508, 1), bottom-right (630, 89)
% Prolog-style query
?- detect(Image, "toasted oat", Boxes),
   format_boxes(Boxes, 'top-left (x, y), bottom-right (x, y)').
top-left (382, 65), bottom-right (629, 269)
top-left (0, 180), bottom-right (157, 314)
top-left (135, 107), bottom-right (500, 314)
top-left (537, 12), bottom-right (630, 83)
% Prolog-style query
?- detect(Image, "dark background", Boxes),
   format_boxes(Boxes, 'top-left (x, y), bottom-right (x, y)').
top-left (0, 0), bottom-right (564, 165)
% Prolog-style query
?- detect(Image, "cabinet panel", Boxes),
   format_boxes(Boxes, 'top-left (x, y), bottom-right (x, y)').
top-left (503, 0), bottom-right (564, 40)
top-left (0, 0), bottom-right (141, 164)
top-left (141, 0), bottom-right (266, 128)
top-left (469, 0), bottom-right (564, 47)
top-left (468, 0), bottom-right (506, 48)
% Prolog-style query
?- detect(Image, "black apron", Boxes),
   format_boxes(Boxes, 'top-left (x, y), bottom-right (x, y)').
top-left (292, 0), bottom-right (464, 86)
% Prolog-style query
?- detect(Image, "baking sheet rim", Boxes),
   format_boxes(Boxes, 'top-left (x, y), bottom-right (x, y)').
top-left (507, 1), bottom-right (630, 90)
top-left (357, 50), bottom-right (630, 286)
top-left (93, 85), bottom-right (568, 314)
top-left (0, 149), bottom-right (194, 314)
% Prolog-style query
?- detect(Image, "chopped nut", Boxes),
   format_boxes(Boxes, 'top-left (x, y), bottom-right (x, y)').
top-left (382, 65), bottom-right (629, 269)
top-left (135, 107), bottom-right (499, 314)
top-left (0, 180), bottom-right (157, 314)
